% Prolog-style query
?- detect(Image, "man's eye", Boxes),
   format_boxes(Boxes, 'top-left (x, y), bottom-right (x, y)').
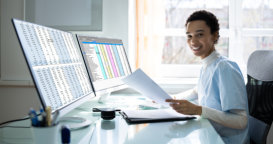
top-left (197, 33), bottom-right (203, 37)
top-left (187, 35), bottom-right (192, 39)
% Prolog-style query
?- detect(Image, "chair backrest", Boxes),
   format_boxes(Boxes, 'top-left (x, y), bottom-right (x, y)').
top-left (247, 50), bottom-right (273, 82)
top-left (247, 50), bottom-right (273, 144)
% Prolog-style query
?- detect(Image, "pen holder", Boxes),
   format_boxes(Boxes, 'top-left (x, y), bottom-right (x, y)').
top-left (31, 124), bottom-right (60, 144)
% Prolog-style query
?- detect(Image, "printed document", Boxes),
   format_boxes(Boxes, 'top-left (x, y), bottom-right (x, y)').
top-left (122, 69), bottom-right (172, 107)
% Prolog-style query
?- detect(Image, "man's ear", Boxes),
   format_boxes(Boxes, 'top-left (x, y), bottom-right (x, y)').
top-left (213, 32), bottom-right (219, 44)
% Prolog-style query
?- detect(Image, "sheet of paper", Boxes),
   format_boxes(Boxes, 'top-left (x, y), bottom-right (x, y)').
top-left (122, 69), bottom-right (172, 107)
top-left (122, 108), bottom-right (192, 119)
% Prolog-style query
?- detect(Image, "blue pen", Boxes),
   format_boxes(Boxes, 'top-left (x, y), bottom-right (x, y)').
top-left (29, 108), bottom-right (39, 127)
top-left (61, 125), bottom-right (71, 144)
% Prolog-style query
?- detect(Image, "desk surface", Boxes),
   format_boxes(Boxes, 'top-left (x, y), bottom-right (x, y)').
top-left (0, 94), bottom-right (224, 144)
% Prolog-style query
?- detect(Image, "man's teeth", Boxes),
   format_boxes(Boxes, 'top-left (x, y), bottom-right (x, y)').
top-left (192, 47), bottom-right (200, 50)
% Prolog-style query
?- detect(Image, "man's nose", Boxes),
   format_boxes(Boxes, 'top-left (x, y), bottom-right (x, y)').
top-left (190, 37), bottom-right (198, 45)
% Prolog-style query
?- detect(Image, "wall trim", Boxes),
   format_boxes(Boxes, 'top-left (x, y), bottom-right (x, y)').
top-left (0, 80), bottom-right (34, 87)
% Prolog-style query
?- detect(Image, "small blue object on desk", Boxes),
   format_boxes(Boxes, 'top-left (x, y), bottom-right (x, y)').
top-left (61, 125), bottom-right (71, 144)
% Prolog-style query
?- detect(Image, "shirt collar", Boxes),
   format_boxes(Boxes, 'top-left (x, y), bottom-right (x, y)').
top-left (201, 50), bottom-right (220, 68)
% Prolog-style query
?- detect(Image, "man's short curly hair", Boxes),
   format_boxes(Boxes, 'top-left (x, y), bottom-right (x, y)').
top-left (185, 10), bottom-right (220, 44)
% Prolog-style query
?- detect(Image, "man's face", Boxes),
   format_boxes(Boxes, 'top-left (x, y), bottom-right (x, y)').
top-left (186, 20), bottom-right (218, 59)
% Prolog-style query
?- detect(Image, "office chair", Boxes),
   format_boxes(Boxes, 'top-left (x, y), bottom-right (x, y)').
top-left (246, 50), bottom-right (273, 144)
top-left (267, 123), bottom-right (273, 144)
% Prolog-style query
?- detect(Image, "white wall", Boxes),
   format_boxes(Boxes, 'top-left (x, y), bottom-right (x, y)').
top-left (74, 0), bottom-right (129, 51)
top-left (0, 0), bottom-right (31, 82)
top-left (0, 0), bottom-right (129, 123)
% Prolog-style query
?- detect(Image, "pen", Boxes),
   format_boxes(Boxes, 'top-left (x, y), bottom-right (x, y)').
top-left (52, 110), bottom-right (60, 125)
top-left (61, 125), bottom-right (71, 144)
top-left (45, 106), bottom-right (52, 126)
top-left (29, 108), bottom-right (39, 127)
top-left (40, 108), bottom-right (46, 127)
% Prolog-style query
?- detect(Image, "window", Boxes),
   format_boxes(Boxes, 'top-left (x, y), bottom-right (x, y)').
top-left (136, 0), bottom-right (273, 78)
top-left (163, 0), bottom-right (229, 65)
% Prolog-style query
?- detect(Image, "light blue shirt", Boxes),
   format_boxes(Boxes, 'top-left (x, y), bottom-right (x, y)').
top-left (197, 51), bottom-right (249, 144)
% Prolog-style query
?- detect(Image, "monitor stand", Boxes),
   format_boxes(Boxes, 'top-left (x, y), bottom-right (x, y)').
top-left (59, 117), bottom-right (93, 130)
top-left (98, 91), bottom-right (111, 104)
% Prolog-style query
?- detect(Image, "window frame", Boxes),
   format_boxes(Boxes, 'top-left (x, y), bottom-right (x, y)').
top-left (158, 0), bottom-right (273, 78)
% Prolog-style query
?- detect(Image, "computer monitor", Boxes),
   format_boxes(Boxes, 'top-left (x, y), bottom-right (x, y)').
top-left (12, 19), bottom-right (95, 118)
top-left (76, 35), bottom-right (132, 103)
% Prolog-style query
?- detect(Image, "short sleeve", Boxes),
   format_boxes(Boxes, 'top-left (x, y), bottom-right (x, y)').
top-left (215, 61), bottom-right (247, 112)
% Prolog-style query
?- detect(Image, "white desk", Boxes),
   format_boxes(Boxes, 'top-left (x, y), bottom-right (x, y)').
top-left (0, 94), bottom-right (224, 144)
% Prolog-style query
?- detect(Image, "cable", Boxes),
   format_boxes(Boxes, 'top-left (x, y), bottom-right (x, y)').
top-left (0, 125), bottom-right (30, 128)
top-left (0, 117), bottom-right (30, 129)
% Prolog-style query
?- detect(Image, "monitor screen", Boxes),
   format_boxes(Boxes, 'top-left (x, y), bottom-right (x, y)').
top-left (76, 35), bottom-right (132, 96)
top-left (12, 19), bottom-right (95, 117)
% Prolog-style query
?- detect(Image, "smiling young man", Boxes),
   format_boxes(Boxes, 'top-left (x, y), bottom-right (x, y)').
top-left (166, 10), bottom-right (249, 144)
